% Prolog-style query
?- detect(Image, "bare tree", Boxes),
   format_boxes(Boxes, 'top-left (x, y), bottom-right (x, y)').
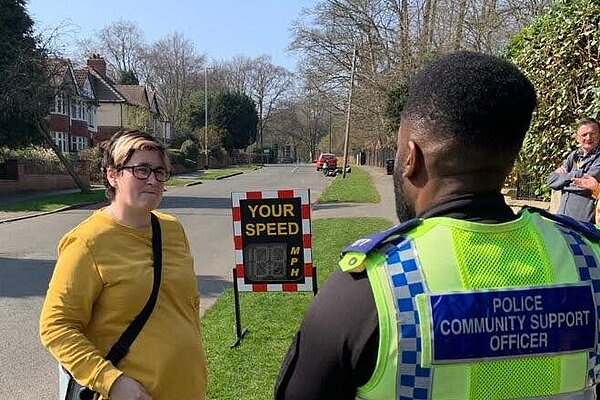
top-left (143, 32), bottom-right (205, 133)
top-left (211, 56), bottom-right (254, 94)
top-left (289, 0), bottom-right (556, 148)
top-left (247, 55), bottom-right (293, 149)
top-left (290, 0), bottom-right (404, 147)
top-left (80, 20), bottom-right (146, 81)
top-left (205, 56), bottom-right (294, 151)
top-left (267, 83), bottom-right (331, 162)
top-left (452, 0), bottom-right (468, 50)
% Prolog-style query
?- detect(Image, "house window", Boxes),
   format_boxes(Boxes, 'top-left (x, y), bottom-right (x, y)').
top-left (71, 101), bottom-right (77, 119)
top-left (70, 136), bottom-right (88, 151)
top-left (87, 105), bottom-right (96, 128)
top-left (50, 131), bottom-right (68, 152)
top-left (70, 99), bottom-right (86, 120)
top-left (52, 93), bottom-right (66, 114)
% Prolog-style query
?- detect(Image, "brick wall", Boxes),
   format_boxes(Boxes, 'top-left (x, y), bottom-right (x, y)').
top-left (0, 160), bottom-right (90, 194)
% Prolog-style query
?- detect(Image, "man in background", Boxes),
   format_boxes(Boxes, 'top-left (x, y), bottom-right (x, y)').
top-left (548, 117), bottom-right (600, 223)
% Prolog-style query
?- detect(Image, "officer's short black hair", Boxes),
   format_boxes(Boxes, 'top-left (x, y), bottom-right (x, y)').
top-left (402, 51), bottom-right (537, 167)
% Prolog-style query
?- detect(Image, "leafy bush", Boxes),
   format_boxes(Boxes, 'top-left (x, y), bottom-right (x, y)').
top-left (180, 139), bottom-right (199, 166)
top-left (0, 147), bottom-right (11, 163)
top-left (195, 125), bottom-right (233, 153)
top-left (78, 147), bottom-right (103, 183)
top-left (168, 148), bottom-right (182, 164)
top-left (506, 0), bottom-right (600, 199)
top-left (211, 147), bottom-right (229, 162)
top-left (0, 146), bottom-right (59, 162)
top-left (169, 131), bottom-right (198, 149)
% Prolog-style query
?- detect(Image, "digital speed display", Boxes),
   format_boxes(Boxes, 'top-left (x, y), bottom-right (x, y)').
top-left (239, 197), bottom-right (304, 284)
top-left (244, 243), bottom-right (287, 281)
top-left (232, 189), bottom-right (313, 292)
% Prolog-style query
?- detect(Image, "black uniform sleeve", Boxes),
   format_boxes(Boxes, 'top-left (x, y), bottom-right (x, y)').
top-left (274, 270), bottom-right (379, 400)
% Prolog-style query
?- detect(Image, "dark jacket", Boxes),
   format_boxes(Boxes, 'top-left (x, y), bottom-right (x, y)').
top-left (547, 146), bottom-right (600, 223)
top-left (274, 193), bottom-right (517, 400)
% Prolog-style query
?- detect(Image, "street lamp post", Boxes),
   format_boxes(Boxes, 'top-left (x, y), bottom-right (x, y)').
top-left (329, 110), bottom-right (332, 153)
top-left (204, 67), bottom-right (209, 170)
top-left (342, 45), bottom-right (357, 179)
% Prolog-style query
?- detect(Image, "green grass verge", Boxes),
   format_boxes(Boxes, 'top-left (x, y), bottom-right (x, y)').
top-left (0, 189), bottom-right (106, 212)
top-left (165, 178), bottom-right (202, 187)
top-left (201, 217), bottom-right (392, 400)
top-left (232, 164), bottom-right (262, 170)
top-left (200, 169), bottom-right (244, 180)
top-left (317, 166), bottom-right (381, 203)
top-left (199, 165), bottom-right (261, 180)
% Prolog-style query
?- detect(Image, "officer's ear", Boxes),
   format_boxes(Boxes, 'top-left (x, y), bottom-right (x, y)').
top-left (402, 140), bottom-right (423, 179)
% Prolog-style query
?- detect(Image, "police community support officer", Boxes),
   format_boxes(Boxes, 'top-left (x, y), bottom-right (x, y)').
top-left (275, 51), bottom-right (600, 400)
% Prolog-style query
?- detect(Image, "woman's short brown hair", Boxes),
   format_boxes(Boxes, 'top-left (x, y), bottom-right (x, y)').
top-left (101, 129), bottom-right (170, 201)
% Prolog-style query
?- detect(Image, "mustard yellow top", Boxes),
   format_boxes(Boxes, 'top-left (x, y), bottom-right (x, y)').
top-left (39, 210), bottom-right (207, 399)
top-left (591, 185), bottom-right (600, 224)
top-left (592, 184), bottom-right (600, 199)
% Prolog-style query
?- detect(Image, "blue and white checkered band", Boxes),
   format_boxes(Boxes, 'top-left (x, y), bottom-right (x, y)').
top-left (381, 237), bottom-right (431, 400)
top-left (559, 227), bottom-right (600, 386)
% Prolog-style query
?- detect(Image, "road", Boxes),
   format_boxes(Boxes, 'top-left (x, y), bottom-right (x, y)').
top-left (0, 164), bottom-right (398, 400)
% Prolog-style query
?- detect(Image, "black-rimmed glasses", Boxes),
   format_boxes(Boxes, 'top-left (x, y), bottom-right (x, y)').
top-left (120, 165), bottom-right (171, 182)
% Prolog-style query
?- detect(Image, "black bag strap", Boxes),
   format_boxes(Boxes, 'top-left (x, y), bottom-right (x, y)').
top-left (104, 212), bottom-right (163, 365)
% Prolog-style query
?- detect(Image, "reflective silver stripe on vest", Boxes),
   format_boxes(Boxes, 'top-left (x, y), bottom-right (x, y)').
top-left (381, 237), bottom-right (432, 400)
top-left (559, 228), bottom-right (600, 386)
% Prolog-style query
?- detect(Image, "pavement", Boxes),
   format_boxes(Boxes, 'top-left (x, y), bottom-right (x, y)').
top-left (0, 188), bottom-right (87, 224)
top-left (0, 186), bottom-right (106, 224)
top-left (312, 165), bottom-right (399, 223)
top-left (309, 165), bottom-right (551, 221)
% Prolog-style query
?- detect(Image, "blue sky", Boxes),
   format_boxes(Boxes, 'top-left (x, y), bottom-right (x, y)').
top-left (26, 0), bottom-right (319, 71)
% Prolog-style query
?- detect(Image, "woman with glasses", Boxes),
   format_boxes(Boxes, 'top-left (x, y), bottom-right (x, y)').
top-left (40, 129), bottom-right (207, 400)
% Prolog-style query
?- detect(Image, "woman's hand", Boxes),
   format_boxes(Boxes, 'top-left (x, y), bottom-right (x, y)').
top-left (108, 375), bottom-right (152, 400)
top-left (572, 173), bottom-right (599, 191)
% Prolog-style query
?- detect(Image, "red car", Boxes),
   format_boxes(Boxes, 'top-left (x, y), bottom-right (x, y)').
top-left (316, 153), bottom-right (338, 170)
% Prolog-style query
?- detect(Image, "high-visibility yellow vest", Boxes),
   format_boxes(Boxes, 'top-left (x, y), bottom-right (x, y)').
top-left (340, 210), bottom-right (600, 399)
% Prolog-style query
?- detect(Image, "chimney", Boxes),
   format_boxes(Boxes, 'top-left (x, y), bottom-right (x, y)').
top-left (87, 53), bottom-right (106, 76)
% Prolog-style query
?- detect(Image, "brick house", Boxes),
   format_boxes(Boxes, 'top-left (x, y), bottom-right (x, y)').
top-left (84, 54), bottom-right (171, 143)
top-left (48, 55), bottom-right (171, 151)
top-left (48, 59), bottom-right (97, 152)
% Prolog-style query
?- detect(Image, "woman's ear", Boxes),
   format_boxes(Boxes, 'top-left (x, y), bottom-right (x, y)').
top-left (402, 140), bottom-right (423, 178)
top-left (106, 167), bottom-right (118, 188)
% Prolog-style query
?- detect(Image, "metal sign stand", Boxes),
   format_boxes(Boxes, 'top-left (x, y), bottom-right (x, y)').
top-left (230, 268), bottom-right (248, 348)
top-left (312, 265), bottom-right (318, 296)
top-left (230, 265), bottom-right (318, 349)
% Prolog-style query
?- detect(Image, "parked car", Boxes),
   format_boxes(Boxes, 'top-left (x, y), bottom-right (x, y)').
top-left (315, 153), bottom-right (337, 171)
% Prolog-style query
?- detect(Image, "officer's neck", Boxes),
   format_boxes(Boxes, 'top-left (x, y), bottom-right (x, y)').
top-left (412, 173), bottom-right (505, 216)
